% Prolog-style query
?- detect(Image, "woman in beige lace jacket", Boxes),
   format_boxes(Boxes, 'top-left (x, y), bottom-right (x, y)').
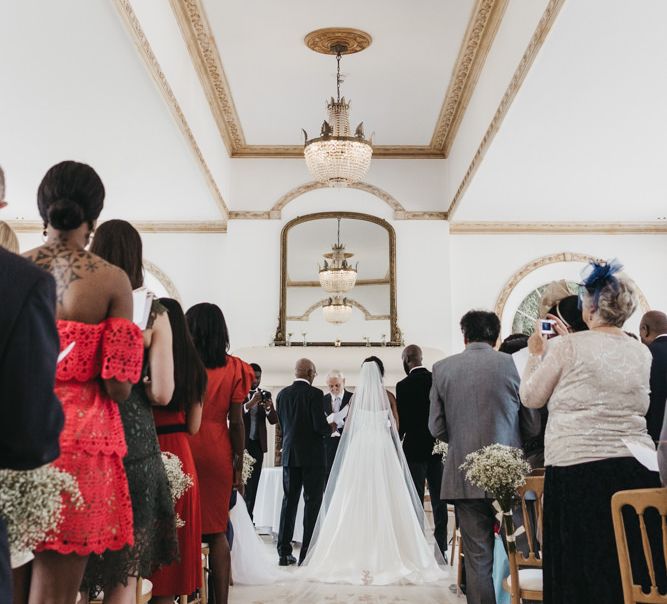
top-left (520, 259), bottom-right (664, 604)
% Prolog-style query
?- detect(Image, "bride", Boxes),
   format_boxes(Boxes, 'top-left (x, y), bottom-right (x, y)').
top-left (299, 357), bottom-right (445, 586)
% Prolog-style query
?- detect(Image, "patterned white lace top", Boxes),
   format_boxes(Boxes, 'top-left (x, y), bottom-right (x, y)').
top-left (520, 330), bottom-right (654, 467)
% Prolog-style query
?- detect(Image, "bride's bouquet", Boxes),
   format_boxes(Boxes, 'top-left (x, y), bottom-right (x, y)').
top-left (459, 444), bottom-right (530, 549)
top-left (0, 464), bottom-right (83, 559)
top-left (432, 440), bottom-right (448, 463)
top-left (161, 451), bottom-right (193, 528)
top-left (241, 450), bottom-right (256, 486)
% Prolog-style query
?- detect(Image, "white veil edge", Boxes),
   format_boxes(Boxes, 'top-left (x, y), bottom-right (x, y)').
top-left (303, 360), bottom-right (446, 566)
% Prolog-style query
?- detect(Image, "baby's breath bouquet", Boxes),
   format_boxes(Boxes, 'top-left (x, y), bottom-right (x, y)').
top-left (242, 450), bottom-right (256, 485)
top-left (161, 452), bottom-right (193, 528)
top-left (432, 440), bottom-right (448, 463)
top-left (460, 444), bottom-right (530, 563)
top-left (0, 465), bottom-right (83, 558)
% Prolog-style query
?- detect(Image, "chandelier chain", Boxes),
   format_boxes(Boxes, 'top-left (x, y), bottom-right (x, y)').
top-left (336, 50), bottom-right (342, 103)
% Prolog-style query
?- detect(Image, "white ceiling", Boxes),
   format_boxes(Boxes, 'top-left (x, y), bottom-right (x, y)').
top-left (456, 0), bottom-right (667, 222)
top-left (203, 0), bottom-right (475, 146)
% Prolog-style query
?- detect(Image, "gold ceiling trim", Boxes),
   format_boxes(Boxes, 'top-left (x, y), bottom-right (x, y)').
top-left (431, 0), bottom-right (508, 155)
top-left (451, 221), bottom-right (667, 234)
top-left (287, 298), bottom-right (390, 322)
top-left (113, 0), bottom-right (229, 220)
top-left (144, 259), bottom-right (182, 301)
top-left (304, 28), bottom-right (372, 55)
top-left (170, 0), bottom-right (506, 159)
top-left (447, 0), bottom-right (566, 219)
top-left (8, 220), bottom-right (227, 234)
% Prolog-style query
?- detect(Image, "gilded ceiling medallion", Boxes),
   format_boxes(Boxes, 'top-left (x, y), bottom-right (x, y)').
top-left (304, 28), bottom-right (372, 55)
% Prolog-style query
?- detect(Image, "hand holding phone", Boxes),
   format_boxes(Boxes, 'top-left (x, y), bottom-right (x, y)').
top-left (540, 319), bottom-right (556, 335)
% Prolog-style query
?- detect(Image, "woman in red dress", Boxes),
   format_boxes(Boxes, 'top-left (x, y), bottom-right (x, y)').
top-left (149, 298), bottom-right (207, 603)
top-left (24, 161), bottom-right (143, 604)
top-left (186, 303), bottom-right (249, 604)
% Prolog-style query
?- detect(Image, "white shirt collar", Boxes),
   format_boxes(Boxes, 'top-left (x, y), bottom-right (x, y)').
top-left (409, 366), bottom-right (426, 373)
top-left (294, 378), bottom-right (311, 384)
top-left (656, 334), bottom-right (667, 341)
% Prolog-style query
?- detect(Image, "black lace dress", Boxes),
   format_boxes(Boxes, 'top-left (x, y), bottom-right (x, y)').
top-left (84, 301), bottom-right (178, 591)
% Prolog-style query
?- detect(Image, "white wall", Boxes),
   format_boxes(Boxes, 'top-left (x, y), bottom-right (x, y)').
top-left (449, 232), bottom-right (667, 352)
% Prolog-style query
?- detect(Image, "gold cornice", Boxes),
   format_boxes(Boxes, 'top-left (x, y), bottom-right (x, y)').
top-left (170, 0), bottom-right (507, 159)
top-left (113, 0), bottom-right (229, 220)
top-left (432, 0), bottom-right (508, 156)
top-left (394, 211), bottom-right (448, 221)
top-left (169, 0), bottom-right (245, 153)
top-left (8, 220), bottom-right (227, 234)
top-left (450, 222), bottom-right (667, 234)
top-left (447, 0), bottom-right (566, 219)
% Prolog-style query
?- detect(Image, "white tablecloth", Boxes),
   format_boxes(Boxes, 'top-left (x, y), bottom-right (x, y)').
top-left (253, 467), bottom-right (304, 542)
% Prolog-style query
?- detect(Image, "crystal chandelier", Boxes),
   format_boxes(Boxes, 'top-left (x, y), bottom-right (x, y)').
top-left (319, 218), bottom-right (357, 294)
top-left (302, 44), bottom-right (373, 187)
top-left (322, 296), bottom-right (353, 324)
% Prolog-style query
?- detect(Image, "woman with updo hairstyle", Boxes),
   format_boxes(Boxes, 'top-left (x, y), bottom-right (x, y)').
top-left (363, 356), bottom-right (399, 427)
top-left (0, 220), bottom-right (19, 253)
top-left (520, 259), bottom-right (664, 603)
top-left (83, 220), bottom-right (179, 602)
top-left (23, 162), bottom-right (144, 604)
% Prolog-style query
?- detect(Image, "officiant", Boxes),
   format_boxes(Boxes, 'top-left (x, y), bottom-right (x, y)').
top-left (323, 370), bottom-right (352, 485)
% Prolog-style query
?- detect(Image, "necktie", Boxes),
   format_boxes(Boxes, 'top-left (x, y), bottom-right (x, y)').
top-left (334, 396), bottom-right (341, 414)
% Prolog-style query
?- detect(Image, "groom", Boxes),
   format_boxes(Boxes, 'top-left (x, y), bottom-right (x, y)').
top-left (276, 358), bottom-right (333, 565)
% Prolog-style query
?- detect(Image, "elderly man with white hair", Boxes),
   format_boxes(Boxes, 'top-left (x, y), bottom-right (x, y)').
top-left (323, 369), bottom-right (353, 485)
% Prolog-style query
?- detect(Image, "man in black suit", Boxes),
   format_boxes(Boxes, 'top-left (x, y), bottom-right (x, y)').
top-left (243, 363), bottom-right (278, 519)
top-left (276, 358), bottom-right (332, 566)
top-left (640, 311), bottom-right (667, 441)
top-left (322, 369), bottom-right (353, 485)
top-left (396, 344), bottom-right (448, 559)
top-left (0, 166), bottom-right (64, 603)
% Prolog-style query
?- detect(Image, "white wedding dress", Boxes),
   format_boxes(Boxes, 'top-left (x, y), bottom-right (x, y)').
top-left (299, 361), bottom-right (445, 586)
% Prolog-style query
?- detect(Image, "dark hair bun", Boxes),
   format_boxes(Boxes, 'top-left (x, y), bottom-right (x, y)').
top-left (47, 198), bottom-right (85, 230)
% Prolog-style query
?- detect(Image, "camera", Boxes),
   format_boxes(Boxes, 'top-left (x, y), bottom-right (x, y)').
top-left (259, 389), bottom-right (271, 402)
top-left (540, 319), bottom-right (556, 335)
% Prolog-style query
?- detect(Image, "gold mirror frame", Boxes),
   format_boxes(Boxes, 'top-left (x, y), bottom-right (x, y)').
top-left (274, 211), bottom-right (401, 346)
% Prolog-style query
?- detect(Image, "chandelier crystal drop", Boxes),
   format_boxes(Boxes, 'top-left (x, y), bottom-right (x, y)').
top-left (322, 296), bottom-right (353, 324)
top-left (318, 218), bottom-right (358, 294)
top-left (303, 44), bottom-right (373, 187)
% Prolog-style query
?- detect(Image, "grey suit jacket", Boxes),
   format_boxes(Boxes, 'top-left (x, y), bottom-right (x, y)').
top-left (429, 342), bottom-right (540, 500)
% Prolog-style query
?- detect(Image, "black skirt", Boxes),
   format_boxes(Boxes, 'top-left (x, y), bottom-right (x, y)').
top-left (543, 457), bottom-right (665, 604)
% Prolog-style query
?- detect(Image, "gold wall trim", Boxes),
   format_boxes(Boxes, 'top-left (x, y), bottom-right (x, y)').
top-left (144, 259), bottom-right (182, 301)
top-left (447, 0), bottom-right (566, 219)
top-left (170, 0), bottom-right (508, 158)
top-left (432, 0), bottom-right (508, 156)
top-left (9, 220), bottom-right (227, 234)
top-left (494, 252), bottom-right (651, 322)
top-left (113, 0), bottom-right (229, 220)
top-left (394, 211), bottom-right (448, 221)
top-left (228, 211), bottom-right (275, 220)
top-left (287, 298), bottom-right (390, 322)
top-left (450, 221), bottom-right (667, 234)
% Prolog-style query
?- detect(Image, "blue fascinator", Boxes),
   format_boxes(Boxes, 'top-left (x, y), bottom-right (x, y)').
top-left (578, 258), bottom-right (623, 309)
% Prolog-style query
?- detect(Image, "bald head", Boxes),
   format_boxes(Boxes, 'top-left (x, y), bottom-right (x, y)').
top-left (640, 311), bottom-right (667, 345)
top-left (295, 358), bottom-right (317, 383)
top-left (402, 344), bottom-right (423, 374)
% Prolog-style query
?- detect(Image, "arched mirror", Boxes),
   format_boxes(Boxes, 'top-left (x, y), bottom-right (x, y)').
top-left (275, 212), bottom-right (400, 346)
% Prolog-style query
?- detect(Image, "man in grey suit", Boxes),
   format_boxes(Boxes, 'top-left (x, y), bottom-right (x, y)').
top-left (429, 310), bottom-right (539, 604)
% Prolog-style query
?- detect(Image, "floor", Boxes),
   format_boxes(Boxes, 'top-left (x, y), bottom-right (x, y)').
top-left (228, 536), bottom-right (464, 604)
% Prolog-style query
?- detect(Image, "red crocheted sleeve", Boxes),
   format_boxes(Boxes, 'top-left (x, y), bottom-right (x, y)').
top-left (101, 318), bottom-right (144, 383)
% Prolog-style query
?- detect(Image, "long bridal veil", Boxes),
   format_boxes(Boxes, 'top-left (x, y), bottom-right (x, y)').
top-left (300, 361), bottom-right (445, 585)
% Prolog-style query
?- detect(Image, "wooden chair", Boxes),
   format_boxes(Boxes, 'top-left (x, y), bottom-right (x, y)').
top-left (135, 578), bottom-right (152, 604)
top-left (502, 474), bottom-right (545, 604)
top-left (611, 487), bottom-right (667, 604)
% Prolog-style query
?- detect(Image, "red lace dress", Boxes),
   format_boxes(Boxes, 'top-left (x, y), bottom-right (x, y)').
top-left (38, 318), bottom-right (143, 555)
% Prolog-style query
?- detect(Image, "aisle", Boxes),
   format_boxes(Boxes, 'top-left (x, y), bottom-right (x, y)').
top-left (229, 536), bottom-right (463, 604)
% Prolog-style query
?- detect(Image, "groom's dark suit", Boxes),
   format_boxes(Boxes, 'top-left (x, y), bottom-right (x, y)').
top-left (276, 379), bottom-right (331, 563)
top-left (323, 389), bottom-right (352, 483)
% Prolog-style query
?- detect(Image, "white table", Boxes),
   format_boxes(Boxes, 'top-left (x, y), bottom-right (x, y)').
top-left (253, 466), bottom-right (304, 542)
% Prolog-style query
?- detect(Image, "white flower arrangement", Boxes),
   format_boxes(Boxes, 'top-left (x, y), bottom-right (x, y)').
top-left (459, 443), bottom-right (530, 560)
top-left (242, 450), bottom-right (256, 486)
top-left (161, 452), bottom-right (193, 528)
top-left (0, 464), bottom-right (83, 557)
top-left (432, 440), bottom-right (448, 463)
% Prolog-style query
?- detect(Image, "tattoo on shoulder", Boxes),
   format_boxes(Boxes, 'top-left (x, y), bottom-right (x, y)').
top-left (31, 241), bottom-right (103, 305)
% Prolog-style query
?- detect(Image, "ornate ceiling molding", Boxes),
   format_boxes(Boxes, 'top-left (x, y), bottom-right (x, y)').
top-left (447, 0), bottom-right (566, 219)
top-left (113, 0), bottom-right (229, 220)
top-left (144, 259), bottom-right (182, 301)
top-left (8, 220), bottom-right (227, 234)
top-left (431, 0), bottom-right (508, 156)
top-left (450, 221), bottom-right (667, 234)
top-left (169, 0), bottom-right (506, 159)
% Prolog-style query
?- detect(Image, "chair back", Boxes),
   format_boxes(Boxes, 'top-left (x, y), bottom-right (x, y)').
top-left (515, 474), bottom-right (545, 568)
top-left (611, 487), bottom-right (667, 604)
